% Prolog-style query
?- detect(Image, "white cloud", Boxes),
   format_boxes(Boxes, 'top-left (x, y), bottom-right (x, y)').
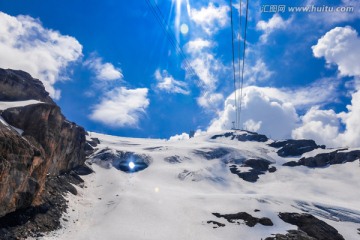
top-left (307, 0), bottom-right (360, 25)
top-left (90, 87), bottom-right (149, 128)
top-left (197, 91), bottom-right (224, 109)
top-left (312, 26), bottom-right (360, 77)
top-left (168, 132), bottom-right (190, 141)
top-left (207, 79), bottom-right (339, 140)
top-left (256, 14), bottom-right (292, 43)
top-left (292, 87), bottom-right (360, 148)
top-left (208, 86), bottom-right (299, 139)
top-left (185, 38), bottom-right (213, 53)
top-left (154, 69), bottom-right (189, 95)
top-left (244, 59), bottom-right (274, 84)
top-left (251, 78), bottom-right (339, 109)
top-left (292, 27), bottom-right (360, 148)
top-left (292, 107), bottom-right (340, 147)
top-left (0, 12), bottom-right (82, 99)
top-left (190, 3), bottom-right (229, 35)
top-left (190, 53), bottom-right (222, 90)
top-left (185, 41), bottom-right (225, 110)
top-left (84, 55), bottom-right (123, 81)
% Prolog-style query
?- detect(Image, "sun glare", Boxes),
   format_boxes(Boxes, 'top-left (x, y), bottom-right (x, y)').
top-left (129, 161), bottom-right (135, 170)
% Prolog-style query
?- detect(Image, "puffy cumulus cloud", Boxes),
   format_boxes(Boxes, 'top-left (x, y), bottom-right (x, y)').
top-left (90, 87), bottom-right (149, 128)
top-left (168, 132), bottom-right (190, 141)
top-left (312, 26), bottom-right (360, 77)
top-left (208, 86), bottom-right (299, 139)
top-left (293, 88), bottom-right (360, 148)
top-left (190, 3), bottom-right (229, 35)
top-left (84, 55), bottom-right (123, 81)
top-left (292, 107), bottom-right (340, 147)
top-left (185, 38), bottom-right (213, 53)
top-left (256, 14), bottom-right (292, 43)
top-left (168, 129), bottom-right (206, 141)
top-left (0, 12), bottom-right (82, 99)
top-left (292, 27), bottom-right (360, 147)
top-left (154, 69), bottom-right (189, 95)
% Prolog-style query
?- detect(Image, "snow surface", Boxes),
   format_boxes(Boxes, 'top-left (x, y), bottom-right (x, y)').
top-left (0, 100), bottom-right (43, 110)
top-left (40, 131), bottom-right (360, 240)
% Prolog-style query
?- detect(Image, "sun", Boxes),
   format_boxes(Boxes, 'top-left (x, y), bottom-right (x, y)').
top-left (128, 161), bottom-right (135, 170)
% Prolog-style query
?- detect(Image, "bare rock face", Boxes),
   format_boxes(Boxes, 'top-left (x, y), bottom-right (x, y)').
top-left (283, 149), bottom-right (360, 168)
top-left (269, 139), bottom-right (325, 157)
top-left (0, 124), bottom-right (45, 217)
top-left (0, 68), bottom-right (54, 103)
top-left (278, 212), bottom-right (345, 240)
top-left (1, 103), bottom-right (86, 175)
top-left (0, 69), bottom-right (86, 218)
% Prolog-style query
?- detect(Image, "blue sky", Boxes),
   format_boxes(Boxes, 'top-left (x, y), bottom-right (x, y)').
top-left (1, 0), bottom-right (360, 147)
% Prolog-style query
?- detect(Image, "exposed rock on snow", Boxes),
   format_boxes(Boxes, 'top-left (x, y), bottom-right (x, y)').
top-left (284, 149), bottom-right (360, 168)
top-left (193, 147), bottom-right (232, 160)
top-left (164, 155), bottom-right (190, 164)
top-left (229, 158), bottom-right (274, 182)
top-left (206, 220), bottom-right (225, 228)
top-left (269, 139), bottom-right (325, 157)
top-left (210, 131), bottom-right (268, 142)
top-left (278, 212), bottom-right (345, 240)
top-left (265, 229), bottom-right (317, 240)
top-left (212, 212), bottom-right (273, 227)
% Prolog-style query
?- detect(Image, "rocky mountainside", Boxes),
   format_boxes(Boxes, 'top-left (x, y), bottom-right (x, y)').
top-left (0, 68), bottom-right (87, 238)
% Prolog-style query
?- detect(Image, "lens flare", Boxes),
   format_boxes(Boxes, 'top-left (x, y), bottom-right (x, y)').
top-left (180, 23), bottom-right (189, 35)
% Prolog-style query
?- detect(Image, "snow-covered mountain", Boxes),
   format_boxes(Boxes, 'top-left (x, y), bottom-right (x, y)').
top-left (40, 130), bottom-right (360, 240)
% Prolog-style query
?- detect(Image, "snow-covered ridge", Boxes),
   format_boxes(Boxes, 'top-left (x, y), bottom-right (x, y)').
top-left (0, 100), bottom-right (43, 111)
top-left (42, 130), bottom-right (360, 240)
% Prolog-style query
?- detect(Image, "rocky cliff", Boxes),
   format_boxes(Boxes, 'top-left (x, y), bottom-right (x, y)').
top-left (0, 68), bottom-right (86, 219)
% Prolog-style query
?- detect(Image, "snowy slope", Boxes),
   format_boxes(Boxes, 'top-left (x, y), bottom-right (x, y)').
top-left (40, 131), bottom-right (360, 240)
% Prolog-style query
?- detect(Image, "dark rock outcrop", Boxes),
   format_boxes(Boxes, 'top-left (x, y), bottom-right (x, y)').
top-left (229, 159), bottom-right (273, 183)
top-left (265, 230), bottom-right (317, 240)
top-left (0, 68), bottom-right (54, 103)
top-left (84, 136), bottom-right (101, 156)
top-left (194, 148), bottom-right (231, 160)
top-left (0, 69), bottom-right (86, 220)
top-left (2, 103), bottom-right (86, 175)
top-left (278, 212), bottom-right (345, 240)
top-left (0, 172), bottom-right (84, 239)
top-left (270, 139), bottom-right (325, 157)
top-left (206, 221), bottom-right (225, 228)
top-left (211, 131), bottom-right (268, 142)
top-left (284, 149), bottom-right (360, 168)
top-left (213, 212), bottom-right (273, 227)
top-left (164, 155), bottom-right (190, 164)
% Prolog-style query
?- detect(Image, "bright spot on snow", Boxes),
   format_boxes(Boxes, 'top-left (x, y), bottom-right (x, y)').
top-left (180, 24), bottom-right (189, 35)
top-left (128, 162), bottom-right (135, 170)
top-left (154, 187), bottom-right (160, 193)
